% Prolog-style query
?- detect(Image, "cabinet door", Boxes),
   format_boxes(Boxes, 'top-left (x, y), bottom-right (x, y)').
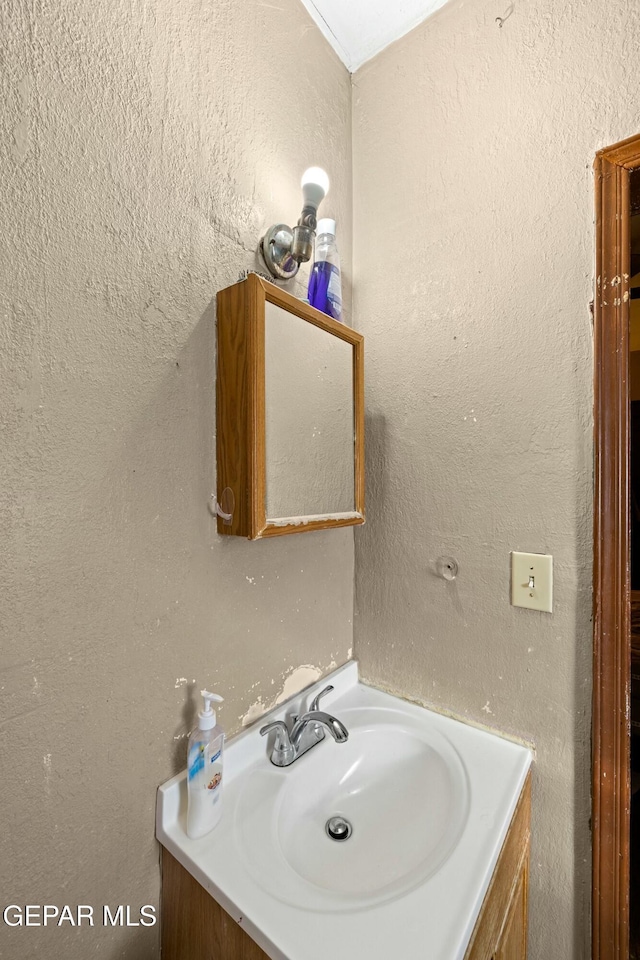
top-left (494, 860), bottom-right (528, 960)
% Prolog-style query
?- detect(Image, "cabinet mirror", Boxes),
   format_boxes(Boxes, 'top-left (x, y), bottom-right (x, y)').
top-left (216, 274), bottom-right (364, 539)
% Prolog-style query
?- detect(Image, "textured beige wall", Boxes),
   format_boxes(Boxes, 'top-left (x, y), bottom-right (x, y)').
top-left (352, 0), bottom-right (640, 956)
top-left (0, 1), bottom-right (352, 956)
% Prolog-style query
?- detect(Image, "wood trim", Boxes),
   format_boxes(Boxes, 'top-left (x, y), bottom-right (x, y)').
top-left (248, 274), bottom-right (266, 539)
top-left (259, 514), bottom-right (365, 538)
top-left (256, 275), bottom-right (364, 347)
top-left (592, 134), bottom-right (640, 960)
top-left (353, 334), bottom-right (366, 518)
top-left (464, 772), bottom-right (531, 960)
top-left (216, 280), bottom-right (251, 537)
top-left (598, 134), bottom-right (640, 169)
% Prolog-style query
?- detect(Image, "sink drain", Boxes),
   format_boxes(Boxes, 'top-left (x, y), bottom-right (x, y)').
top-left (325, 816), bottom-right (352, 841)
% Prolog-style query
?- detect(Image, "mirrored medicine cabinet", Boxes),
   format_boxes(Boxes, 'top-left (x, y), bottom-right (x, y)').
top-left (215, 274), bottom-right (364, 539)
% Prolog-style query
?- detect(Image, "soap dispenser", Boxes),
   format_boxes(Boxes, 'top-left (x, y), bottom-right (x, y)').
top-left (186, 690), bottom-right (224, 840)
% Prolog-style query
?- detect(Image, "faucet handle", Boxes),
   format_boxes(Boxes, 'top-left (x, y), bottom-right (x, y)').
top-left (260, 720), bottom-right (290, 740)
top-left (310, 684), bottom-right (334, 712)
top-left (260, 720), bottom-right (294, 765)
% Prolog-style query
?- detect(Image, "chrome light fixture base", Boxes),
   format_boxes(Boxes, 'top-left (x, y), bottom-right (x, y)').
top-left (260, 223), bottom-right (299, 281)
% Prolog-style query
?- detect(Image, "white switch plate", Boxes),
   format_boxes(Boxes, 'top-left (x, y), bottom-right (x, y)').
top-left (511, 552), bottom-right (553, 613)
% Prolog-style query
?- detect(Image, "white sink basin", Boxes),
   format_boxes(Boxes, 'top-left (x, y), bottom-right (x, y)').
top-left (236, 707), bottom-right (469, 910)
top-left (157, 662), bottom-right (532, 960)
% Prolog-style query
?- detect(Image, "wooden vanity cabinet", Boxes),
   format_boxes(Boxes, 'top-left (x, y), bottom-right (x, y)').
top-left (464, 772), bottom-right (531, 960)
top-left (161, 773), bottom-right (531, 960)
top-left (161, 849), bottom-right (270, 960)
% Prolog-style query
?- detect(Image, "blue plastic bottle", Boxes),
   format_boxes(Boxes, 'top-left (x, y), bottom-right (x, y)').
top-left (307, 218), bottom-right (342, 322)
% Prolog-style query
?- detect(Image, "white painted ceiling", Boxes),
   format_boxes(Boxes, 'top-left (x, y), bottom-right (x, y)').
top-left (298, 0), bottom-right (450, 73)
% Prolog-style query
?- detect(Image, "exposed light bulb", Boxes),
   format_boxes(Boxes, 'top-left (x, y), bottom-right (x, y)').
top-left (300, 167), bottom-right (330, 212)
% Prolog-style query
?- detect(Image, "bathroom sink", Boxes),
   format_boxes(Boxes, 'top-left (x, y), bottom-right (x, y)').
top-left (157, 662), bottom-right (532, 960)
top-left (236, 709), bottom-right (469, 910)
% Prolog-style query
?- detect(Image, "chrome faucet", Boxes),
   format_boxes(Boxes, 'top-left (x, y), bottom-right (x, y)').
top-left (260, 685), bottom-right (349, 767)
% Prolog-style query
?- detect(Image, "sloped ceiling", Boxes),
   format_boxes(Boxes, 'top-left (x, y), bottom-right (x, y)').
top-left (298, 0), bottom-right (450, 72)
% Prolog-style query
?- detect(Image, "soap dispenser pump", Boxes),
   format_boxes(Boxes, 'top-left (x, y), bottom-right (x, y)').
top-left (186, 690), bottom-right (225, 839)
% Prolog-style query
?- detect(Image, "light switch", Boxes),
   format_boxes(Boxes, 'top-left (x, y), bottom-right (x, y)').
top-left (511, 552), bottom-right (553, 613)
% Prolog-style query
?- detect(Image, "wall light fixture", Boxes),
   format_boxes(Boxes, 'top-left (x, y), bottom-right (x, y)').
top-left (260, 167), bottom-right (330, 280)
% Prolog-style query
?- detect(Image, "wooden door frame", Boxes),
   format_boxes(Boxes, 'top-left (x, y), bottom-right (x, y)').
top-left (593, 133), bottom-right (640, 960)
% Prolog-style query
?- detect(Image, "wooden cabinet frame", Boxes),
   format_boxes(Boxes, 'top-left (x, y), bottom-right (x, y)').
top-left (216, 274), bottom-right (365, 539)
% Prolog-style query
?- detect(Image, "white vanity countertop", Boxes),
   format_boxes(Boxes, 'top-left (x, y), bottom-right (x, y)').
top-left (157, 662), bottom-right (532, 960)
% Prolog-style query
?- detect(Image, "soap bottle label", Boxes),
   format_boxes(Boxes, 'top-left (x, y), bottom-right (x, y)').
top-left (207, 748), bottom-right (222, 795)
top-left (188, 742), bottom-right (222, 797)
top-left (188, 741), bottom-right (206, 781)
